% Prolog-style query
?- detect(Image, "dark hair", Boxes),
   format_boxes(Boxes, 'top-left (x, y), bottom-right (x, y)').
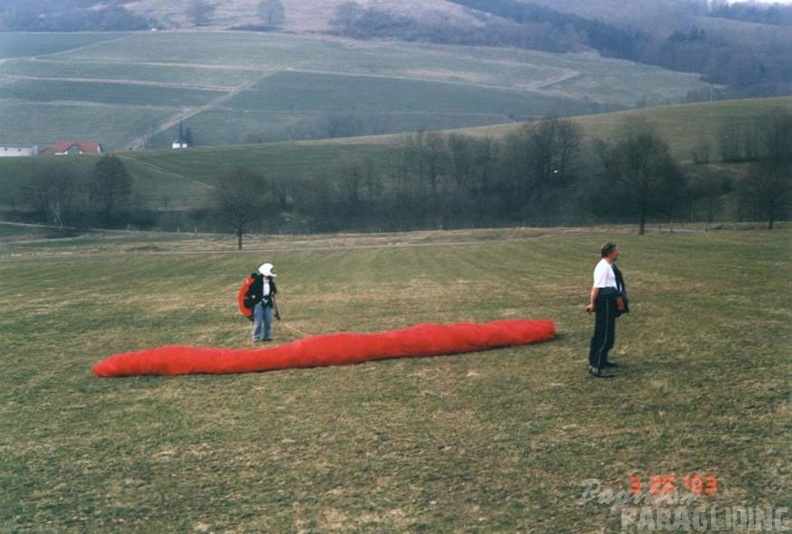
top-left (601, 242), bottom-right (617, 257)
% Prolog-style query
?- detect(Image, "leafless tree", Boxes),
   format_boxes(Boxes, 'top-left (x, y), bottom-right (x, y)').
top-left (740, 113), bottom-right (792, 229)
top-left (210, 166), bottom-right (272, 249)
top-left (90, 155), bottom-right (133, 225)
top-left (257, 0), bottom-right (285, 26)
top-left (187, 0), bottom-right (215, 27)
top-left (596, 118), bottom-right (685, 234)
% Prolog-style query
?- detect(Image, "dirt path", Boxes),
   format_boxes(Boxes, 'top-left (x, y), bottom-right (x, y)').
top-left (125, 80), bottom-right (257, 150)
top-left (523, 68), bottom-right (579, 91)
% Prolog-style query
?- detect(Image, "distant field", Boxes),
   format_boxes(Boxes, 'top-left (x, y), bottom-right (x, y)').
top-left (0, 33), bottom-right (126, 59)
top-left (0, 227), bottom-right (787, 532)
top-left (0, 78), bottom-right (223, 107)
top-left (1, 97), bottom-right (790, 211)
top-left (0, 97), bottom-right (790, 212)
top-left (0, 31), bottom-right (711, 149)
top-left (0, 59), bottom-right (256, 89)
top-left (0, 103), bottom-right (174, 152)
top-left (155, 109), bottom-right (513, 146)
top-left (226, 71), bottom-right (591, 115)
top-left (466, 96), bottom-right (792, 160)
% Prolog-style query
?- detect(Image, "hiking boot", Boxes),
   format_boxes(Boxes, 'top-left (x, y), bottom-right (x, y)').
top-left (589, 367), bottom-right (614, 378)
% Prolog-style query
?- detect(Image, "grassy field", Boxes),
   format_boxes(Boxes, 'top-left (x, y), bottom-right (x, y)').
top-left (0, 33), bottom-right (125, 59)
top-left (0, 226), bottom-right (788, 532)
top-left (0, 31), bottom-right (710, 149)
top-left (468, 96), bottom-right (792, 159)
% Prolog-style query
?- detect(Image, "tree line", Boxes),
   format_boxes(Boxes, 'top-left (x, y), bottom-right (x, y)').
top-left (207, 115), bottom-right (790, 248)
top-left (0, 0), bottom-right (156, 31)
top-left (9, 115), bottom-right (790, 243)
top-left (11, 154), bottom-right (134, 229)
top-left (0, 0), bottom-right (287, 31)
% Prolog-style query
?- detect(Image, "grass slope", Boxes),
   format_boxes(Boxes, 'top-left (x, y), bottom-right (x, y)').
top-left (0, 227), bottom-right (788, 532)
top-left (0, 31), bottom-right (709, 149)
top-left (464, 96), bottom-right (792, 158)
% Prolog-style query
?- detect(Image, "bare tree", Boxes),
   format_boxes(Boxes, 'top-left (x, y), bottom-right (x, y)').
top-left (19, 165), bottom-right (84, 227)
top-left (493, 118), bottom-right (583, 224)
top-left (257, 0), bottom-right (285, 26)
top-left (595, 118), bottom-right (685, 234)
top-left (525, 118), bottom-right (584, 224)
top-left (740, 113), bottom-right (792, 229)
top-left (210, 166), bottom-right (272, 249)
top-left (187, 0), bottom-right (215, 27)
top-left (527, 118), bottom-right (583, 185)
top-left (91, 155), bottom-right (133, 225)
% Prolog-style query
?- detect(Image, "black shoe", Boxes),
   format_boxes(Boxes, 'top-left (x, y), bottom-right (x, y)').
top-left (603, 361), bottom-right (619, 368)
top-left (589, 367), bottom-right (614, 378)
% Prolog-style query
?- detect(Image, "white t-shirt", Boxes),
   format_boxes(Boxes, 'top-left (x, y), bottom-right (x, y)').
top-left (592, 259), bottom-right (617, 289)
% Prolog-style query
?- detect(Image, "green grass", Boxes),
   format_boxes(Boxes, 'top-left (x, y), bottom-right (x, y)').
top-left (0, 59), bottom-right (257, 89)
top-left (0, 31), bottom-right (712, 149)
top-left (227, 71), bottom-right (592, 115)
top-left (0, 227), bottom-right (788, 532)
top-left (150, 109), bottom-right (514, 147)
top-left (0, 102), bottom-right (176, 149)
top-left (465, 96), bottom-right (792, 160)
top-left (0, 33), bottom-right (127, 59)
top-left (0, 79), bottom-right (224, 107)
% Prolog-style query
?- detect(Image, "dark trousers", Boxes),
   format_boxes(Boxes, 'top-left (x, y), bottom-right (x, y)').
top-left (589, 295), bottom-right (616, 368)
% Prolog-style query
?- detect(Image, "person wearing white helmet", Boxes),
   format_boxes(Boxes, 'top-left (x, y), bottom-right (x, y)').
top-left (247, 262), bottom-right (278, 343)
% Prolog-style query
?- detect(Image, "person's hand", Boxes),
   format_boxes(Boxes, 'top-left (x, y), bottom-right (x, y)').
top-left (585, 303), bottom-right (594, 314)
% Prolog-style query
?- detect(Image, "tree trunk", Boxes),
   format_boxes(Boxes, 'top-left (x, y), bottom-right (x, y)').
top-left (639, 209), bottom-right (647, 235)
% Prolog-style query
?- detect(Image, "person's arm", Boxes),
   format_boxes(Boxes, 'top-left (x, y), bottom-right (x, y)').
top-left (586, 286), bottom-right (599, 314)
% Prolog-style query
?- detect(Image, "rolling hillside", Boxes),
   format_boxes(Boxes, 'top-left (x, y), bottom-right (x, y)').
top-left (1, 96), bottom-right (789, 213)
top-left (0, 31), bottom-right (710, 151)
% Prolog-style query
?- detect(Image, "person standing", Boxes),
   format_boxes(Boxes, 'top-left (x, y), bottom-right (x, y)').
top-left (248, 262), bottom-right (278, 344)
top-left (585, 242), bottom-right (628, 378)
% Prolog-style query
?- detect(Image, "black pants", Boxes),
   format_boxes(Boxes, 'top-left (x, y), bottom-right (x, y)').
top-left (589, 295), bottom-right (616, 368)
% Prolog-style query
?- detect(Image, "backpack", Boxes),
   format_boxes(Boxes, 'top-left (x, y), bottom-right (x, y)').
top-left (237, 274), bottom-right (257, 321)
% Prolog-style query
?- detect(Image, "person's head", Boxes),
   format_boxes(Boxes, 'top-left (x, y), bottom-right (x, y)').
top-left (258, 262), bottom-right (276, 278)
top-left (601, 242), bottom-right (620, 261)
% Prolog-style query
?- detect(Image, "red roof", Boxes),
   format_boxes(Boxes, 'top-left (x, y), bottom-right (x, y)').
top-left (42, 141), bottom-right (102, 155)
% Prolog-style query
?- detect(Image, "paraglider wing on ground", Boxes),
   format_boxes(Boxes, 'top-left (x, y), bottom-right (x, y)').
top-left (93, 319), bottom-right (556, 377)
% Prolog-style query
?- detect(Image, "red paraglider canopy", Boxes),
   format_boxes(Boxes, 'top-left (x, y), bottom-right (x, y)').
top-left (93, 319), bottom-right (556, 377)
top-left (237, 275), bottom-right (255, 320)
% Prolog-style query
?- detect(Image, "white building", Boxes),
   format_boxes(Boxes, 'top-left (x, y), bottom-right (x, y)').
top-left (0, 144), bottom-right (38, 157)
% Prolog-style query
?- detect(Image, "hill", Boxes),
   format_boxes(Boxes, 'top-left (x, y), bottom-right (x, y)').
top-left (127, 0), bottom-right (481, 33)
top-left (0, 30), bottom-right (709, 151)
top-left (1, 96), bottom-right (788, 218)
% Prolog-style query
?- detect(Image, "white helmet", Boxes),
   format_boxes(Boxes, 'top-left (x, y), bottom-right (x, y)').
top-left (258, 263), bottom-right (276, 277)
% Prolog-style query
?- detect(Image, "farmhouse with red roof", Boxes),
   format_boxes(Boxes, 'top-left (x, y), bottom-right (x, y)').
top-left (41, 141), bottom-right (103, 156)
